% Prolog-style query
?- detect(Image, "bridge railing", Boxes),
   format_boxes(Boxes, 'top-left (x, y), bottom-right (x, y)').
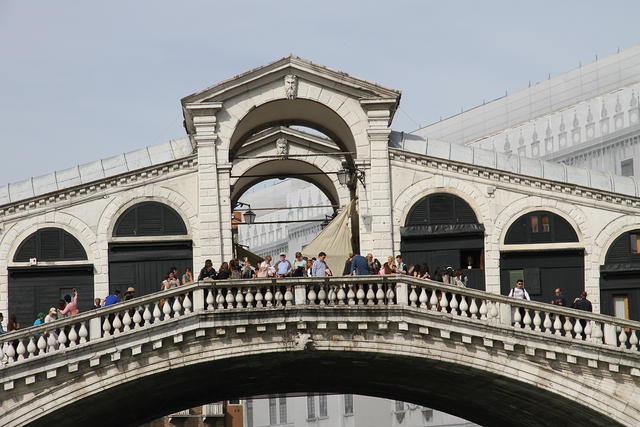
top-left (2, 276), bottom-right (640, 367)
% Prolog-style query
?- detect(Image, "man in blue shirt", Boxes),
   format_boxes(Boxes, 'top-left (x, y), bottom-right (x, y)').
top-left (350, 253), bottom-right (369, 275)
top-left (311, 252), bottom-right (331, 277)
top-left (33, 312), bottom-right (45, 327)
top-left (103, 290), bottom-right (122, 306)
top-left (275, 253), bottom-right (292, 277)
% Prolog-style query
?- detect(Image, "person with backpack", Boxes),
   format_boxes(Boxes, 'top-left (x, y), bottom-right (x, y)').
top-left (508, 279), bottom-right (530, 300)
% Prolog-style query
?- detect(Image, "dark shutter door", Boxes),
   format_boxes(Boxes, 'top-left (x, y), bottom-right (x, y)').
top-left (8, 266), bottom-right (94, 326)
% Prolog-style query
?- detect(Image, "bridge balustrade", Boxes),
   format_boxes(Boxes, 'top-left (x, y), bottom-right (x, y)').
top-left (2, 276), bottom-right (640, 368)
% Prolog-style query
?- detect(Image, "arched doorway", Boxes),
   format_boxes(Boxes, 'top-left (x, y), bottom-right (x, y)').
top-left (500, 210), bottom-right (582, 303)
top-left (400, 193), bottom-right (485, 289)
top-left (600, 229), bottom-right (640, 320)
top-left (8, 227), bottom-right (93, 324)
top-left (108, 201), bottom-right (192, 297)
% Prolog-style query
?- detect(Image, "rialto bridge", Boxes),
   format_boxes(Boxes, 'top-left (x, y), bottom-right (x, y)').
top-left (2, 276), bottom-right (640, 426)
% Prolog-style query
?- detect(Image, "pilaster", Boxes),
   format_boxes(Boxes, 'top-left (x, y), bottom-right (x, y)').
top-left (185, 102), bottom-right (225, 267)
top-left (359, 99), bottom-right (396, 258)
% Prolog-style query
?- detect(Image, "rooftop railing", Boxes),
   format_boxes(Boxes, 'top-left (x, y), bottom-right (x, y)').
top-left (2, 275), bottom-right (640, 367)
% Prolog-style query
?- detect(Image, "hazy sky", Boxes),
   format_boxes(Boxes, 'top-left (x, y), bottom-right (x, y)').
top-left (1, 1), bottom-right (639, 186)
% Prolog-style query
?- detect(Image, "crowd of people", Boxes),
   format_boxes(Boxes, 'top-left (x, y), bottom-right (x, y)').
top-left (0, 251), bottom-right (597, 335)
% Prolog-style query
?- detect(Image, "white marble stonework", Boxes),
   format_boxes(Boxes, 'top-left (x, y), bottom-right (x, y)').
top-left (1, 55), bottom-right (640, 324)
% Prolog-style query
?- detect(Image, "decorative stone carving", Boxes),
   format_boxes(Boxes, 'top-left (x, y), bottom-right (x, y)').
top-left (284, 74), bottom-right (298, 100)
top-left (276, 137), bottom-right (289, 158)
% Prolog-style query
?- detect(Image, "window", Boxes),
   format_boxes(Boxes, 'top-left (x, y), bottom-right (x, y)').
top-left (307, 394), bottom-right (315, 420)
top-left (622, 159), bottom-right (634, 177)
top-left (343, 395), bottom-right (353, 416)
top-left (630, 234), bottom-right (640, 254)
top-left (541, 215), bottom-right (550, 232)
top-left (269, 397), bottom-right (277, 425)
top-left (613, 295), bottom-right (629, 320)
top-left (530, 216), bottom-right (539, 233)
top-left (319, 395), bottom-right (327, 417)
top-left (246, 399), bottom-right (253, 427)
top-left (279, 396), bottom-right (287, 424)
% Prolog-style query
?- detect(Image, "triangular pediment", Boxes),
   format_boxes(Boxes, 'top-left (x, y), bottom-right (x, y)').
top-left (181, 55), bottom-right (401, 106)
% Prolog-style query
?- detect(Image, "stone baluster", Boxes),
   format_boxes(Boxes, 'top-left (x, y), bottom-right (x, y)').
top-left (5, 342), bottom-right (16, 363)
top-left (112, 315), bottom-right (122, 335)
top-left (308, 287), bottom-right (317, 305)
top-left (489, 301), bottom-right (499, 321)
top-left (375, 285), bottom-right (384, 306)
top-left (102, 316), bottom-right (113, 336)
top-left (469, 298), bottom-right (479, 319)
top-left (449, 293), bottom-right (459, 315)
top-left (16, 340), bottom-right (26, 360)
top-left (183, 294), bottom-right (193, 314)
top-left (132, 309), bottom-right (142, 330)
top-left (284, 287), bottom-right (293, 306)
top-left (255, 288), bottom-right (265, 307)
top-left (513, 307), bottom-right (522, 327)
top-left (143, 304), bottom-right (152, 326)
top-left (414, 287), bottom-right (425, 308)
top-left (629, 330), bottom-right (638, 350)
top-left (318, 285), bottom-right (327, 305)
top-left (591, 321), bottom-right (604, 344)
top-left (47, 332), bottom-right (57, 352)
top-left (69, 325), bottom-right (79, 346)
top-left (328, 285), bottom-right (337, 305)
top-left (429, 290), bottom-right (439, 311)
top-left (459, 296), bottom-right (469, 317)
top-left (356, 285), bottom-right (365, 305)
top-left (226, 290), bottom-right (236, 309)
top-left (366, 285), bottom-right (375, 305)
top-left (543, 312), bottom-right (552, 333)
top-left (206, 289), bottom-right (215, 310)
top-left (440, 292), bottom-right (450, 312)
top-left (163, 298), bottom-right (173, 319)
top-left (409, 286), bottom-right (418, 307)
top-left (37, 335), bottom-right (47, 355)
top-left (216, 292), bottom-right (226, 309)
top-left (552, 315), bottom-right (562, 336)
top-left (245, 288), bottom-right (255, 308)
top-left (522, 309), bottom-right (532, 329)
top-left (153, 302), bottom-right (162, 322)
top-left (573, 318), bottom-right (583, 339)
top-left (584, 320), bottom-right (592, 340)
top-left (265, 287), bottom-right (274, 307)
top-left (274, 288), bottom-right (284, 307)
top-left (563, 317), bottom-right (573, 337)
top-left (347, 284), bottom-right (356, 305)
top-left (234, 289), bottom-right (244, 309)
top-left (530, 310), bottom-right (541, 332)
top-left (122, 311), bottom-right (132, 332)
top-left (479, 300), bottom-right (488, 320)
top-left (27, 337), bottom-right (37, 358)
top-left (385, 284), bottom-right (395, 305)
top-left (619, 328), bottom-right (629, 349)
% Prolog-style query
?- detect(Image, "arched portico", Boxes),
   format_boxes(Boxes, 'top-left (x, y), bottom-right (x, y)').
top-left (181, 55), bottom-right (401, 264)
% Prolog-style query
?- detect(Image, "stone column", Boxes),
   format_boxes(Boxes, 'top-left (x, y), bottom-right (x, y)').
top-left (360, 99), bottom-right (396, 258)
top-left (185, 102), bottom-right (225, 267)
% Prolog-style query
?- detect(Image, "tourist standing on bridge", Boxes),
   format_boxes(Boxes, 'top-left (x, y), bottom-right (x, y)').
top-left (258, 256), bottom-right (275, 278)
top-left (7, 314), bottom-right (19, 331)
top-left (342, 253), bottom-right (354, 276)
top-left (395, 255), bottom-right (407, 275)
top-left (241, 259), bottom-right (256, 279)
top-left (551, 288), bottom-right (567, 306)
top-left (508, 280), bottom-right (530, 300)
top-left (182, 267), bottom-right (194, 285)
top-left (275, 253), bottom-right (292, 277)
top-left (93, 298), bottom-right (102, 309)
top-left (292, 252), bottom-right (306, 277)
top-left (350, 253), bottom-right (369, 275)
top-left (103, 290), bottom-right (121, 306)
top-left (311, 252), bottom-right (332, 277)
top-left (572, 292), bottom-right (593, 312)
top-left (198, 260), bottom-right (217, 281)
top-left (217, 262), bottom-right (231, 280)
top-left (0, 313), bottom-right (5, 334)
top-left (33, 312), bottom-right (45, 327)
top-left (58, 289), bottom-right (79, 316)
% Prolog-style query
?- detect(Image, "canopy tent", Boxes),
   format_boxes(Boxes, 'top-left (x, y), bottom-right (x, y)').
top-left (235, 244), bottom-right (264, 266)
top-left (302, 200), bottom-right (356, 275)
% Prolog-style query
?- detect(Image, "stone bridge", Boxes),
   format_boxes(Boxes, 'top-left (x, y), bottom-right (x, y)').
top-left (2, 276), bottom-right (640, 426)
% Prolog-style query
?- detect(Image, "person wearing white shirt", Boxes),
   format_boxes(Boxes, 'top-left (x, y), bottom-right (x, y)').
top-left (508, 279), bottom-right (530, 300)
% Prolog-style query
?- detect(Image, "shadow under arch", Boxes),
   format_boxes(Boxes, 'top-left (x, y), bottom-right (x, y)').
top-left (229, 99), bottom-right (357, 162)
top-left (231, 159), bottom-right (341, 208)
top-left (33, 349), bottom-right (619, 427)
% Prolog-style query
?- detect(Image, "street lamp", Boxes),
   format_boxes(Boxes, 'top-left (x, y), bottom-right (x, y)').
top-left (336, 161), bottom-right (365, 188)
top-left (336, 164), bottom-right (351, 187)
top-left (243, 210), bottom-right (256, 224)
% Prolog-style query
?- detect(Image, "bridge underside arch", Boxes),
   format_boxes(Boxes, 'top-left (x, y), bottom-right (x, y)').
top-left (31, 350), bottom-right (619, 427)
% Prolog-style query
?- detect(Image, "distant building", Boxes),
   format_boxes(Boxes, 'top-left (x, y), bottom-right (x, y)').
top-left (247, 395), bottom-right (478, 427)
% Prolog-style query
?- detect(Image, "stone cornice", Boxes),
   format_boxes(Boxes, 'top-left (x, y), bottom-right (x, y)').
top-left (0, 156), bottom-right (197, 220)
top-left (389, 147), bottom-right (640, 210)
